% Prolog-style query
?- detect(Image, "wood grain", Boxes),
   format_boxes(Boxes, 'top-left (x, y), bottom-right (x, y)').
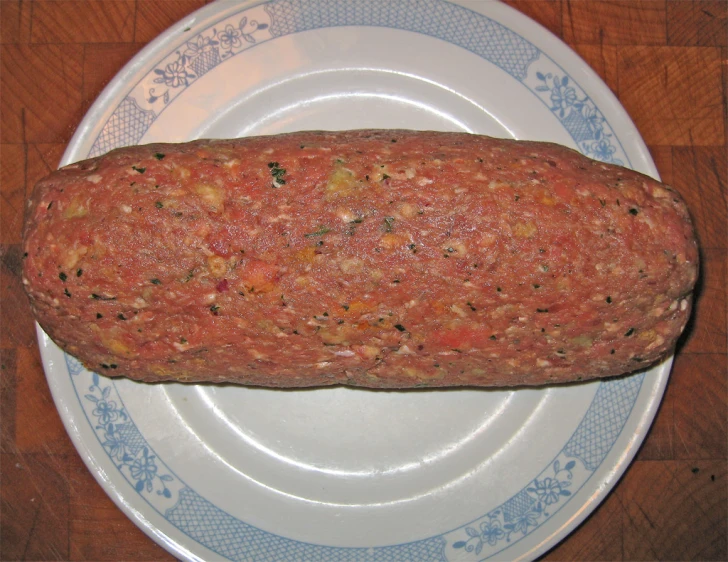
top-left (617, 46), bottom-right (725, 146)
top-left (1, 1), bottom-right (726, 560)
top-left (0, 1), bottom-right (32, 45)
top-left (30, 0), bottom-right (136, 44)
top-left (0, 44), bottom-right (85, 144)
top-left (620, 460), bottom-right (727, 561)
top-left (135, 0), bottom-right (206, 43)
top-left (667, 0), bottom-right (728, 47)
top-left (0, 144), bottom-right (25, 244)
top-left (562, 0), bottom-right (668, 46)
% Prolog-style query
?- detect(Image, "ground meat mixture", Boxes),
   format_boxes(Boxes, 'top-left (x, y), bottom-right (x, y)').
top-left (23, 130), bottom-right (698, 388)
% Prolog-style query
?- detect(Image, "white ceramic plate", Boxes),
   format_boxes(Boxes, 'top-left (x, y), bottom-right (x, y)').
top-left (40, 1), bottom-right (668, 560)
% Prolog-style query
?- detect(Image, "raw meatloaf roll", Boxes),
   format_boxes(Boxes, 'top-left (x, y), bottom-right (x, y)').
top-left (23, 130), bottom-right (698, 388)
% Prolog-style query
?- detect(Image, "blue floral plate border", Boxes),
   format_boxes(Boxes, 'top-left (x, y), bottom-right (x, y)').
top-left (40, 1), bottom-right (669, 560)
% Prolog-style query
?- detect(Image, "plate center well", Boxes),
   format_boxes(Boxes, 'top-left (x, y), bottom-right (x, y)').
top-left (161, 383), bottom-right (545, 506)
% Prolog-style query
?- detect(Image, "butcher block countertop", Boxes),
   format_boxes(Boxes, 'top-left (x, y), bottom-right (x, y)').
top-left (1, 1), bottom-right (726, 560)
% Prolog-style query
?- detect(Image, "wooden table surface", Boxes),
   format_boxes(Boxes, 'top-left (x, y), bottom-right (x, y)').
top-left (1, 0), bottom-right (726, 560)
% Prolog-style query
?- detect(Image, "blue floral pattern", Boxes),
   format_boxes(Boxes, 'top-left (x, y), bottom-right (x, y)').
top-left (90, 0), bottom-right (630, 167)
top-left (84, 373), bottom-right (175, 498)
top-left (532, 72), bottom-right (624, 165)
top-left (451, 460), bottom-right (575, 555)
top-left (147, 16), bottom-right (268, 107)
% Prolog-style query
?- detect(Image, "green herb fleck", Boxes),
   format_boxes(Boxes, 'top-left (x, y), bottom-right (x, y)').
top-left (155, 201), bottom-right (163, 209)
top-left (381, 174), bottom-right (391, 181)
top-left (59, 272), bottom-right (67, 282)
top-left (76, 269), bottom-right (83, 277)
top-left (537, 308), bottom-right (549, 313)
top-left (514, 195), bottom-right (520, 201)
top-left (394, 324), bottom-right (406, 332)
top-left (610, 349), bottom-right (615, 354)
top-left (533, 284), bottom-right (540, 289)
top-left (624, 328), bottom-right (635, 337)
top-left (606, 296), bottom-right (612, 303)
top-left (64, 288), bottom-right (71, 297)
top-left (541, 265), bottom-right (549, 272)
top-left (210, 304), bottom-right (220, 314)
top-left (490, 335), bottom-right (497, 340)
top-left (304, 226), bottom-right (331, 237)
top-left (322, 311), bottom-right (329, 317)
top-left (599, 199), bottom-right (606, 207)
top-left (47, 201), bottom-right (53, 210)
top-left (496, 287), bottom-right (502, 292)
top-left (341, 304), bottom-right (349, 311)
top-left (96, 313), bottom-right (103, 319)
top-left (392, 279), bottom-right (400, 284)
top-left (632, 356), bottom-right (644, 362)
top-left (467, 302), bottom-right (477, 311)
top-left (132, 165), bottom-right (146, 173)
top-left (268, 162), bottom-right (286, 187)
top-left (180, 337), bottom-right (188, 344)
top-left (383, 216), bottom-right (395, 232)
top-left (118, 313), bottom-right (127, 320)
top-left (150, 278), bottom-right (161, 285)
top-left (629, 208), bottom-right (639, 215)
